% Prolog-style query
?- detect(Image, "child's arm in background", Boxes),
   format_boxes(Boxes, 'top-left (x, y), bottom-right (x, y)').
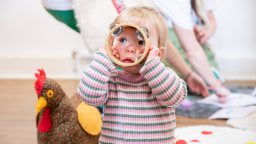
top-left (140, 47), bottom-right (187, 107)
top-left (77, 47), bottom-right (117, 107)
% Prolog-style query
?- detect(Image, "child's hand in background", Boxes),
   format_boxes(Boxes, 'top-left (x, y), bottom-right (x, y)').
top-left (145, 46), bottom-right (159, 64)
top-left (208, 80), bottom-right (231, 103)
top-left (215, 86), bottom-right (230, 103)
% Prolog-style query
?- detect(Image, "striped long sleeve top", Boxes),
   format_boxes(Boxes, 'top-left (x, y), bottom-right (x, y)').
top-left (77, 51), bottom-right (187, 144)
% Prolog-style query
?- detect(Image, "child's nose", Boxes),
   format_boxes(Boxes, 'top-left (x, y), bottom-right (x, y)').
top-left (125, 46), bottom-right (136, 53)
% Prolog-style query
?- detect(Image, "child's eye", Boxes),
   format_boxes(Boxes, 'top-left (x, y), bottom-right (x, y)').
top-left (138, 41), bottom-right (145, 45)
top-left (120, 38), bottom-right (127, 42)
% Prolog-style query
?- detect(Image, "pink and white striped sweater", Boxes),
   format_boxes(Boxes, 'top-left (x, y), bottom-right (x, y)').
top-left (77, 51), bottom-right (187, 144)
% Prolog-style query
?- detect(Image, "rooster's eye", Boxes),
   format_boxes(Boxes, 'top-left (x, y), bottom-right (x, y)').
top-left (47, 90), bottom-right (54, 98)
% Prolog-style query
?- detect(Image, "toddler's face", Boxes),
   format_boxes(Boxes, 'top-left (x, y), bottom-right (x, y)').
top-left (112, 24), bottom-right (158, 75)
top-left (112, 27), bottom-right (145, 63)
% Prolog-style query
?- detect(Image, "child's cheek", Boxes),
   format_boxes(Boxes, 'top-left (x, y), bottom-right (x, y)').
top-left (115, 43), bottom-right (128, 53)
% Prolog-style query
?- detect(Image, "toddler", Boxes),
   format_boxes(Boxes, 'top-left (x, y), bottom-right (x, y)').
top-left (77, 7), bottom-right (187, 144)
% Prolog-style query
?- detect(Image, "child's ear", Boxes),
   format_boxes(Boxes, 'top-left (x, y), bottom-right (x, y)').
top-left (158, 46), bottom-right (165, 60)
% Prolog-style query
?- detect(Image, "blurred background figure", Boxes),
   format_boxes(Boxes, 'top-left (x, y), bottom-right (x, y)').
top-left (42, 0), bottom-right (80, 32)
top-left (152, 0), bottom-right (230, 102)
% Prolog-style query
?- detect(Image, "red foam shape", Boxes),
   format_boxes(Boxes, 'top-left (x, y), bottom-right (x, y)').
top-left (35, 68), bottom-right (46, 95)
top-left (38, 107), bottom-right (52, 132)
top-left (176, 140), bottom-right (187, 144)
top-left (191, 139), bottom-right (200, 142)
top-left (202, 131), bottom-right (212, 135)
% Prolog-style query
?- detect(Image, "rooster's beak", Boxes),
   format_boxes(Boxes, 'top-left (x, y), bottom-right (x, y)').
top-left (36, 97), bottom-right (47, 114)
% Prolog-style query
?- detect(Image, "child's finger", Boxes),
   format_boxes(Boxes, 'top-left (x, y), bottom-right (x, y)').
top-left (113, 50), bottom-right (117, 55)
top-left (116, 54), bottom-right (119, 58)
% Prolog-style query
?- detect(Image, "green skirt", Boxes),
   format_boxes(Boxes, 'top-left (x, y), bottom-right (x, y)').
top-left (45, 9), bottom-right (80, 33)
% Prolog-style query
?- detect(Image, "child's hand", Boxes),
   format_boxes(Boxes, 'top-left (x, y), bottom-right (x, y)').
top-left (215, 86), bottom-right (230, 103)
top-left (145, 46), bottom-right (159, 64)
top-left (111, 48), bottom-right (120, 59)
top-left (98, 46), bottom-right (107, 53)
top-left (208, 80), bottom-right (231, 103)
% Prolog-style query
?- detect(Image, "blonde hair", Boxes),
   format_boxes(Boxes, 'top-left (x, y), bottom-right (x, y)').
top-left (114, 7), bottom-right (168, 51)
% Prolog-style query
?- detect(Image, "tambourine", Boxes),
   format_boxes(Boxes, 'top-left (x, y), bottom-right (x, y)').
top-left (106, 22), bottom-right (151, 67)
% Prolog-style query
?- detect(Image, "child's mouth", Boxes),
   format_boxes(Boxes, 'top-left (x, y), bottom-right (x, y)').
top-left (122, 58), bottom-right (134, 63)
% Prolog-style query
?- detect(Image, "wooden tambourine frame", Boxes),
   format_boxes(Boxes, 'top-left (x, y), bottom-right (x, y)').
top-left (106, 23), bottom-right (150, 67)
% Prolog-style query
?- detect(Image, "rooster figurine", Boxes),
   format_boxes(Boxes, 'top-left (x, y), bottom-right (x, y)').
top-left (35, 68), bottom-right (101, 144)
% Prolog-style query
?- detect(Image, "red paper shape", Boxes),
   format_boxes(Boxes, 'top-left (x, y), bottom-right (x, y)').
top-left (176, 140), bottom-right (187, 144)
top-left (191, 139), bottom-right (200, 142)
top-left (202, 131), bottom-right (212, 135)
top-left (38, 107), bottom-right (52, 132)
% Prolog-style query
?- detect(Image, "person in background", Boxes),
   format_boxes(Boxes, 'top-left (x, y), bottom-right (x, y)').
top-left (40, 0), bottom-right (219, 101)
top-left (152, 0), bottom-right (230, 103)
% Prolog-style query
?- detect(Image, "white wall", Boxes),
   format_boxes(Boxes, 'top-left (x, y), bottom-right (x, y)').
top-left (210, 0), bottom-right (256, 58)
top-left (0, 0), bottom-right (255, 80)
top-left (209, 0), bottom-right (256, 80)
top-left (0, 0), bottom-right (82, 78)
top-left (0, 0), bottom-right (80, 59)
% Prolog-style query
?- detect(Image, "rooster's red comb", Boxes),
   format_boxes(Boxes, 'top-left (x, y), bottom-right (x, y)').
top-left (35, 68), bottom-right (46, 95)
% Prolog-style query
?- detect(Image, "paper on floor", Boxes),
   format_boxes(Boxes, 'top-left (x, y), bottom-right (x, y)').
top-left (209, 106), bottom-right (256, 119)
top-left (197, 93), bottom-right (256, 108)
top-left (227, 110), bottom-right (256, 132)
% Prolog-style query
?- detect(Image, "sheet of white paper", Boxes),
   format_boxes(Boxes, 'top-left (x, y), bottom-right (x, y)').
top-left (197, 93), bottom-right (256, 108)
top-left (209, 106), bottom-right (256, 119)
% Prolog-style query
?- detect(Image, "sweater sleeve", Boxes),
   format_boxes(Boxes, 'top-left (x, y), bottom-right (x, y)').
top-left (77, 51), bottom-right (117, 107)
top-left (139, 57), bottom-right (187, 107)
